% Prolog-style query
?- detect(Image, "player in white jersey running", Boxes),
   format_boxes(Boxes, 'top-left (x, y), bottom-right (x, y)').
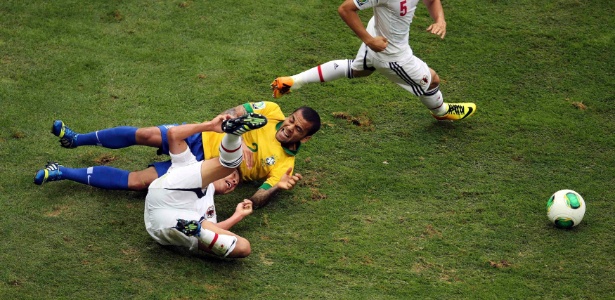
top-left (144, 112), bottom-right (267, 258)
top-left (271, 0), bottom-right (476, 121)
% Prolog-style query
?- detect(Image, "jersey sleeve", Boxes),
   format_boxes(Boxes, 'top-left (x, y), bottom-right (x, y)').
top-left (260, 156), bottom-right (295, 190)
top-left (354, 0), bottom-right (378, 10)
top-left (243, 101), bottom-right (286, 122)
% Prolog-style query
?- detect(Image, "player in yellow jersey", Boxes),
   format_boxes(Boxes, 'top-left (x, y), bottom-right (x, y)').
top-left (201, 101), bottom-right (319, 207)
top-left (34, 102), bottom-right (321, 208)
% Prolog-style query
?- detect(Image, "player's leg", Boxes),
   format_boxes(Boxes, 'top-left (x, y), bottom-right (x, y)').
top-left (33, 161), bottom-right (157, 191)
top-left (271, 42), bottom-right (381, 98)
top-left (378, 56), bottom-right (476, 120)
top-left (426, 68), bottom-right (476, 121)
top-left (218, 113), bottom-right (267, 168)
top-left (174, 218), bottom-right (250, 258)
top-left (271, 59), bottom-right (354, 98)
top-left (51, 120), bottom-right (170, 149)
top-left (52, 120), bottom-right (139, 149)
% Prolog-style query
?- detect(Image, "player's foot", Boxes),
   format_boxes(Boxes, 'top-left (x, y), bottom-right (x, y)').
top-left (51, 120), bottom-right (79, 148)
top-left (174, 219), bottom-right (202, 236)
top-left (432, 103), bottom-right (476, 121)
top-left (271, 77), bottom-right (294, 98)
top-left (221, 113), bottom-right (268, 135)
top-left (34, 162), bottom-right (63, 185)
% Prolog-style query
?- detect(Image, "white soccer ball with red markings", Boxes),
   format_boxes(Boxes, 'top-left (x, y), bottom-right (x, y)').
top-left (546, 189), bottom-right (586, 228)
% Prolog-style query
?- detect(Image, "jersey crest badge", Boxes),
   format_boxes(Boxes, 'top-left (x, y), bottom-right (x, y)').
top-left (264, 155), bottom-right (277, 166)
top-left (356, 0), bottom-right (368, 6)
top-left (206, 205), bottom-right (215, 219)
top-left (252, 101), bottom-right (266, 110)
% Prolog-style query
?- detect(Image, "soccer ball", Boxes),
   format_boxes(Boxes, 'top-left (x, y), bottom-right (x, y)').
top-left (546, 189), bottom-right (586, 228)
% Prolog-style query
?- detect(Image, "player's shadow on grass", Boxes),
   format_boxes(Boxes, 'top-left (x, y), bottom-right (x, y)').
top-left (424, 119), bottom-right (476, 139)
top-left (152, 243), bottom-right (243, 266)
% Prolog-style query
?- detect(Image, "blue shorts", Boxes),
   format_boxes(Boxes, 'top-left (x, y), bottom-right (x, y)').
top-left (150, 124), bottom-right (205, 177)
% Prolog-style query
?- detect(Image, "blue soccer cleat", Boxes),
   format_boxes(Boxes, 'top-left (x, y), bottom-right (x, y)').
top-left (51, 120), bottom-right (79, 148)
top-left (34, 162), bottom-right (63, 185)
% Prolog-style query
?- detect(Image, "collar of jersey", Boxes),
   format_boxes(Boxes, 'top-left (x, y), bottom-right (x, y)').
top-left (276, 121), bottom-right (300, 156)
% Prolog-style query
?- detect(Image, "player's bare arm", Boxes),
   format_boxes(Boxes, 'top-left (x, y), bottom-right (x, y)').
top-left (167, 115), bottom-right (230, 154)
top-left (214, 199), bottom-right (253, 230)
top-left (219, 104), bottom-right (248, 119)
top-left (338, 0), bottom-right (388, 52)
top-left (423, 0), bottom-right (447, 39)
top-left (250, 168), bottom-right (302, 208)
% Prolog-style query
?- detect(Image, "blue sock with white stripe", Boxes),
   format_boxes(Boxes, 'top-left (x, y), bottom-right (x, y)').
top-left (60, 166), bottom-right (130, 190)
top-left (75, 127), bottom-right (137, 148)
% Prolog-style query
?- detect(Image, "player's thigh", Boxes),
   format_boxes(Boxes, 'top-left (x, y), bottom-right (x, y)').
top-left (351, 43), bottom-right (376, 78)
top-left (147, 208), bottom-right (202, 248)
top-left (128, 167), bottom-right (159, 190)
top-left (376, 55), bottom-right (432, 96)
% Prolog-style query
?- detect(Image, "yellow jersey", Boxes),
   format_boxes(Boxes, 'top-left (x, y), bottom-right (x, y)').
top-left (201, 101), bottom-right (300, 190)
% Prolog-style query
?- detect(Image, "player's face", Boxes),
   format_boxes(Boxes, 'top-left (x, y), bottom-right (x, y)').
top-left (275, 111), bottom-right (312, 144)
top-left (213, 170), bottom-right (240, 195)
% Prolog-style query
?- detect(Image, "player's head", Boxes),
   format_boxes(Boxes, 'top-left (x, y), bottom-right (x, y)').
top-left (275, 106), bottom-right (321, 144)
top-left (213, 169), bottom-right (240, 195)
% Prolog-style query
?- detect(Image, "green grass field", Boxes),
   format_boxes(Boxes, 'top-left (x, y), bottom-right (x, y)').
top-left (1, 0), bottom-right (614, 299)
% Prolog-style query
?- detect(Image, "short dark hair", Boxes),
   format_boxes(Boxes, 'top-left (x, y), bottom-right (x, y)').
top-left (294, 106), bottom-right (321, 136)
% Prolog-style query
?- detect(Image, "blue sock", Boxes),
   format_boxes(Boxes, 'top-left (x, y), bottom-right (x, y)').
top-left (76, 127), bottom-right (137, 149)
top-left (60, 166), bottom-right (130, 190)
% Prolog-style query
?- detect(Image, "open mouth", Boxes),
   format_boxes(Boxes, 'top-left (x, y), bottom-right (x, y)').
top-left (280, 127), bottom-right (290, 138)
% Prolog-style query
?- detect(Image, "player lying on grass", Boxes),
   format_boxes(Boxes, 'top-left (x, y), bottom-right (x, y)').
top-left (271, 0), bottom-right (476, 121)
top-left (144, 113), bottom-right (266, 258)
top-left (34, 101), bottom-right (321, 208)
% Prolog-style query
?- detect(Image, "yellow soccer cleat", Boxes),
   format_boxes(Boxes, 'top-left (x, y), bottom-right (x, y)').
top-left (432, 103), bottom-right (477, 121)
top-left (271, 77), bottom-right (294, 98)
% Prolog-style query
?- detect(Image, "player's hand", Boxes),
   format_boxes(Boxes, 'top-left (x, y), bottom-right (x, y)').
top-left (236, 199), bottom-right (253, 217)
top-left (426, 21), bottom-right (446, 39)
top-left (276, 167), bottom-right (302, 191)
top-left (210, 114), bottom-right (233, 133)
top-left (366, 36), bottom-right (388, 52)
top-left (241, 143), bottom-right (254, 169)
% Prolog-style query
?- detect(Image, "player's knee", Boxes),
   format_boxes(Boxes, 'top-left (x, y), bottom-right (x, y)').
top-left (429, 70), bottom-right (440, 89)
top-left (352, 69), bottom-right (373, 78)
top-left (127, 170), bottom-right (156, 190)
top-left (135, 127), bottom-right (162, 146)
top-left (231, 238), bottom-right (251, 258)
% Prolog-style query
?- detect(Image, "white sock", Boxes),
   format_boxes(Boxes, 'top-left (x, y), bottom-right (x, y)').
top-left (420, 87), bottom-right (448, 116)
top-left (198, 229), bottom-right (238, 257)
top-left (219, 134), bottom-right (242, 168)
top-left (291, 59), bottom-right (353, 90)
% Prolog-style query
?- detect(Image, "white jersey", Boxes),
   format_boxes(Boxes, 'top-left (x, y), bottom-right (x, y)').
top-left (354, 0), bottom-right (419, 61)
top-left (144, 147), bottom-right (217, 249)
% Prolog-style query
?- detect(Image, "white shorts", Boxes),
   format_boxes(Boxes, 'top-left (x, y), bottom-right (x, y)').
top-left (351, 43), bottom-right (432, 96)
top-left (144, 192), bottom-right (202, 251)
